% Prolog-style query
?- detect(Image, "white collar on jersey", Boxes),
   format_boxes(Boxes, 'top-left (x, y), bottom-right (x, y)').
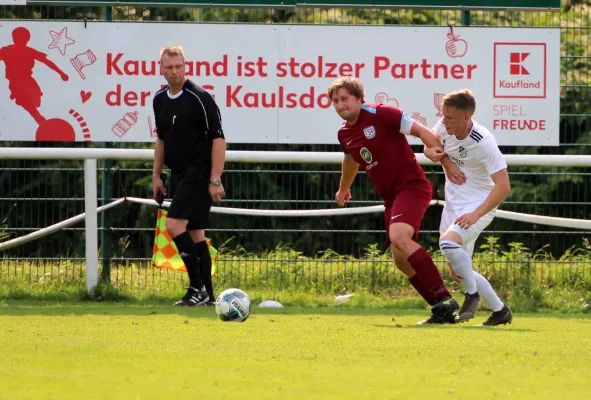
top-left (167, 89), bottom-right (183, 99)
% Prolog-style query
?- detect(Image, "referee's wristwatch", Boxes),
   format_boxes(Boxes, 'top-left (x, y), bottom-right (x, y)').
top-left (210, 179), bottom-right (222, 186)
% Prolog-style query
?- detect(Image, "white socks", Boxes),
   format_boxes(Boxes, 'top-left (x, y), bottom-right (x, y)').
top-left (439, 239), bottom-right (505, 312)
top-left (440, 240), bottom-right (477, 294)
top-left (474, 272), bottom-right (505, 312)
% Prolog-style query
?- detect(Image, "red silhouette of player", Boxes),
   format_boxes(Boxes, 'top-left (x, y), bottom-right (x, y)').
top-left (0, 27), bottom-right (75, 141)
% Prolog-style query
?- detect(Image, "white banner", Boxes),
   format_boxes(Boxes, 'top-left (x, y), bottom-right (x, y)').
top-left (0, 22), bottom-right (560, 145)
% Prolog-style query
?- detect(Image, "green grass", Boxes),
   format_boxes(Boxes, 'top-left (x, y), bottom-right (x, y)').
top-left (0, 303), bottom-right (590, 400)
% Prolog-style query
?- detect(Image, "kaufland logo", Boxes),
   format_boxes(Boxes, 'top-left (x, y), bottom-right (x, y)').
top-left (510, 52), bottom-right (530, 75)
top-left (494, 43), bottom-right (546, 98)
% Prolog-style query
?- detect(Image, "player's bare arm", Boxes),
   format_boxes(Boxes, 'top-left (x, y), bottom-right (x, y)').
top-left (209, 137), bottom-right (227, 203)
top-left (419, 126), bottom-right (466, 184)
top-left (422, 133), bottom-right (446, 163)
top-left (422, 136), bottom-right (446, 163)
top-left (411, 121), bottom-right (444, 149)
top-left (454, 168), bottom-right (511, 229)
top-left (424, 146), bottom-right (446, 163)
top-left (336, 154), bottom-right (359, 207)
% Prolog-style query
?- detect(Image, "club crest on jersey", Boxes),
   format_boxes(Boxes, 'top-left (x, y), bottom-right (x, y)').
top-left (360, 147), bottom-right (372, 164)
top-left (459, 146), bottom-right (468, 158)
top-left (363, 126), bottom-right (376, 139)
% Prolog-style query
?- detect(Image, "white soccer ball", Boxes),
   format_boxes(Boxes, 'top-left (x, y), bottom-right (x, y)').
top-left (215, 288), bottom-right (252, 322)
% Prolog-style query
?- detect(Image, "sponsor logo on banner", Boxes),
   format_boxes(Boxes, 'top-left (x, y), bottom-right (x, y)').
top-left (493, 42), bottom-right (547, 98)
top-left (363, 125), bottom-right (376, 139)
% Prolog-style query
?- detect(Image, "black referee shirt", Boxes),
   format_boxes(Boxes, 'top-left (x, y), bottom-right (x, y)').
top-left (153, 79), bottom-right (224, 173)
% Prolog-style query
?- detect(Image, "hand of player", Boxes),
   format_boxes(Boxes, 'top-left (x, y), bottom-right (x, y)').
top-left (209, 184), bottom-right (225, 203)
top-left (152, 177), bottom-right (166, 204)
top-left (444, 163), bottom-right (467, 185)
top-left (61, 73), bottom-right (69, 82)
top-left (335, 189), bottom-right (351, 207)
top-left (454, 211), bottom-right (480, 230)
top-left (424, 147), bottom-right (446, 163)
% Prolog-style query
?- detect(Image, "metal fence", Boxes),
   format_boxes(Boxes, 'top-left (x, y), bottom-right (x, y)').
top-left (0, 2), bottom-right (590, 293)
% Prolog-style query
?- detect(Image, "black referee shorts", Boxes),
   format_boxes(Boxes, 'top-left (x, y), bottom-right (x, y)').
top-left (167, 164), bottom-right (212, 231)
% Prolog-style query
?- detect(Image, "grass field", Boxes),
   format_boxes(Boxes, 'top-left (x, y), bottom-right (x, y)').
top-left (1, 302), bottom-right (590, 400)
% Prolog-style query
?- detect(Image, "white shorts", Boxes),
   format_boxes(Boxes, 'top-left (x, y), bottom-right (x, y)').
top-left (439, 202), bottom-right (496, 257)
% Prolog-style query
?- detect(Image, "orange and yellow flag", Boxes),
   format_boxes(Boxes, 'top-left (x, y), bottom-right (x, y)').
top-left (152, 208), bottom-right (217, 277)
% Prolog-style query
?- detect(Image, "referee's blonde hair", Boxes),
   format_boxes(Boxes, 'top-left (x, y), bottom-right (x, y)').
top-left (160, 45), bottom-right (185, 60)
top-left (442, 89), bottom-right (476, 114)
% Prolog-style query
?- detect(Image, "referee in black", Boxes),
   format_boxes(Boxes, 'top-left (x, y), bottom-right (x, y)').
top-left (152, 45), bottom-right (226, 306)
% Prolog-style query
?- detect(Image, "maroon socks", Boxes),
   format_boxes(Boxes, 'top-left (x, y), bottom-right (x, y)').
top-left (407, 247), bottom-right (450, 300)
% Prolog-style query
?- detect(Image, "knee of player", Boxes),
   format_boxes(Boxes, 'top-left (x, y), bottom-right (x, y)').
top-left (388, 229), bottom-right (412, 251)
top-left (165, 218), bottom-right (185, 236)
top-left (440, 230), bottom-right (463, 245)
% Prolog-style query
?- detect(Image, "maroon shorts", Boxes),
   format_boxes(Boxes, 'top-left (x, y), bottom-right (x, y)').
top-left (384, 187), bottom-right (432, 243)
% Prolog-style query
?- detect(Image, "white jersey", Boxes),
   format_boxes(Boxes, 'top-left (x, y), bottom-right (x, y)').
top-left (433, 119), bottom-right (507, 210)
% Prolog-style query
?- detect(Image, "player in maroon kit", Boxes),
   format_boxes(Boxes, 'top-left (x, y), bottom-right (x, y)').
top-left (328, 76), bottom-right (459, 324)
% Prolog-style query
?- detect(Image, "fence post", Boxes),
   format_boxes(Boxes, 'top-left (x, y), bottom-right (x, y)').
top-left (461, 9), bottom-right (471, 26)
top-left (100, 7), bottom-right (114, 283)
top-left (104, 6), bottom-right (112, 21)
top-left (100, 159), bottom-right (113, 282)
top-left (85, 159), bottom-right (99, 294)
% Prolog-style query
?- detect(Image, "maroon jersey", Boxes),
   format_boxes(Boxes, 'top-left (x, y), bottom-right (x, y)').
top-left (338, 103), bottom-right (430, 203)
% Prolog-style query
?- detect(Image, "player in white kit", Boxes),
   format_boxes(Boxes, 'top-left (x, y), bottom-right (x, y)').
top-left (425, 89), bottom-right (513, 326)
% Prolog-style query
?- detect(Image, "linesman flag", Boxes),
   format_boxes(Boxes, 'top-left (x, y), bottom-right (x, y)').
top-left (152, 208), bottom-right (217, 276)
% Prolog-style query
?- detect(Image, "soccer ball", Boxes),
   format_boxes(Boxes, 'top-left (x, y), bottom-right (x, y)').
top-left (215, 288), bottom-right (251, 322)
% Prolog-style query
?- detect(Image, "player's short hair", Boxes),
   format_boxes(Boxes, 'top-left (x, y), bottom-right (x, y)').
top-left (442, 89), bottom-right (476, 115)
top-left (327, 77), bottom-right (366, 103)
top-left (160, 45), bottom-right (185, 61)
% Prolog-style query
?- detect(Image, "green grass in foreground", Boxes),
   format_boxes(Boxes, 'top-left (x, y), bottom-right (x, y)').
top-left (2, 276), bottom-right (590, 314)
top-left (0, 302), bottom-right (590, 400)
